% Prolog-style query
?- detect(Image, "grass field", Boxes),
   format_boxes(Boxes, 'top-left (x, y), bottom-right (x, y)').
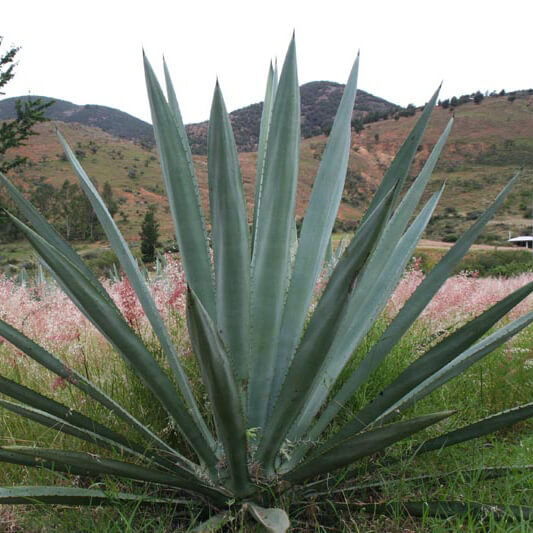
top-left (0, 256), bottom-right (531, 531)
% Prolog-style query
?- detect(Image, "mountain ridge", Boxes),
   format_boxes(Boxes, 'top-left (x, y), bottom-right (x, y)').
top-left (0, 81), bottom-right (398, 153)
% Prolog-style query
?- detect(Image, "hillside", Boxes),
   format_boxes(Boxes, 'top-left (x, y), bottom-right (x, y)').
top-left (0, 89), bottom-right (532, 273)
top-left (187, 82), bottom-right (397, 153)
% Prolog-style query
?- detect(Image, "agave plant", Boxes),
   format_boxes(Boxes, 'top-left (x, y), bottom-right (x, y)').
top-left (0, 37), bottom-right (532, 530)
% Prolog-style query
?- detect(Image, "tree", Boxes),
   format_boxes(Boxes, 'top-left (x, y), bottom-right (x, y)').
top-left (102, 181), bottom-right (118, 218)
top-left (351, 117), bottom-right (364, 133)
top-left (0, 37), bottom-right (53, 173)
top-left (139, 205), bottom-right (160, 263)
top-left (473, 91), bottom-right (484, 104)
top-left (0, 37), bottom-right (53, 242)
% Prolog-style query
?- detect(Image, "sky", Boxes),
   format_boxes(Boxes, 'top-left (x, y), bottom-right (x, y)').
top-left (2, 0), bottom-right (532, 125)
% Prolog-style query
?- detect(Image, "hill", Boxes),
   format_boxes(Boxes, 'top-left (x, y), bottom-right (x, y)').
top-left (0, 82), bottom-right (397, 154)
top-left (0, 89), bottom-right (532, 273)
top-left (186, 81), bottom-right (397, 153)
top-left (0, 96), bottom-right (155, 147)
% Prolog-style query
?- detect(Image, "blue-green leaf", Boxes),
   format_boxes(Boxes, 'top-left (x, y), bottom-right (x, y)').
top-left (57, 131), bottom-right (214, 451)
top-left (248, 36), bottom-right (300, 430)
top-left (144, 54), bottom-right (215, 318)
top-left (270, 54), bottom-right (359, 412)
top-left (208, 82), bottom-right (250, 389)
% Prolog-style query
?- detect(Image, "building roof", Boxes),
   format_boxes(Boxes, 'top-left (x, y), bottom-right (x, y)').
top-left (508, 236), bottom-right (533, 243)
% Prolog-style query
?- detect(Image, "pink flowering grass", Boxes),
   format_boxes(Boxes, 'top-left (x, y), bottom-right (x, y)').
top-left (0, 254), bottom-right (187, 354)
top-left (389, 258), bottom-right (533, 327)
top-left (1, 254), bottom-right (531, 367)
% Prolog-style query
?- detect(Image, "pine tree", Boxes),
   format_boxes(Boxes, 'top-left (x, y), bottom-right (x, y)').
top-left (140, 206), bottom-right (160, 263)
top-left (102, 181), bottom-right (118, 217)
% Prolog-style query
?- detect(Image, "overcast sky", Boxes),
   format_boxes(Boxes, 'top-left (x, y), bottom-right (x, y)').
top-left (2, 0), bottom-right (532, 125)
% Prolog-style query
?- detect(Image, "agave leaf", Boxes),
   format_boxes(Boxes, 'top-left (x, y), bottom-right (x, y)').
top-left (0, 374), bottom-right (193, 473)
top-left (363, 85), bottom-right (441, 221)
top-left (0, 318), bottom-right (189, 469)
top-left (270, 54), bottom-right (360, 412)
top-left (255, 189), bottom-right (396, 465)
top-left (163, 59), bottom-right (190, 149)
top-left (381, 309), bottom-right (533, 419)
top-left (0, 447), bottom-right (88, 475)
top-left (368, 117), bottom-right (452, 254)
top-left (370, 501), bottom-right (532, 520)
top-left (143, 54), bottom-right (215, 318)
top-left (265, 119), bottom-right (453, 462)
top-left (0, 486), bottom-right (192, 506)
top-left (0, 399), bottom-right (143, 455)
top-left (248, 35), bottom-right (300, 430)
top-left (284, 411), bottom-right (454, 483)
top-left (324, 280), bottom-right (533, 449)
top-left (207, 83), bottom-right (250, 388)
top-left (244, 502), bottom-right (290, 533)
top-left (0, 376), bottom-right (137, 457)
top-left (0, 402), bottom-right (199, 485)
top-left (9, 447), bottom-right (225, 501)
top-left (8, 215), bottom-right (218, 472)
top-left (262, 187), bottom-right (443, 469)
top-left (190, 512), bottom-right (233, 532)
top-left (305, 173), bottom-right (521, 446)
top-left (57, 131), bottom-right (214, 450)
top-left (186, 290), bottom-right (251, 496)
top-left (308, 465), bottom-right (533, 497)
top-left (416, 403), bottom-right (533, 455)
top-left (252, 61), bottom-right (278, 250)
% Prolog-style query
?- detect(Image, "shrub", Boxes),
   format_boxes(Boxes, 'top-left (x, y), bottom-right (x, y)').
top-left (0, 38), bottom-right (531, 530)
